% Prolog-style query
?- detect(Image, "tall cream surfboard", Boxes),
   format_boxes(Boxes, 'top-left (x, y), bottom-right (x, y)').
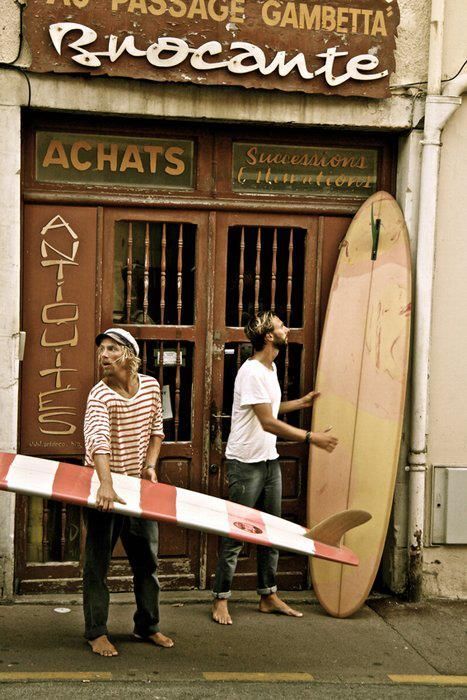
top-left (308, 191), bottom-right (411, 618)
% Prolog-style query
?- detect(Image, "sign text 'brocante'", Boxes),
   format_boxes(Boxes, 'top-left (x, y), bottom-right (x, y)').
top-left (25, 0), bottom-right (400, 97)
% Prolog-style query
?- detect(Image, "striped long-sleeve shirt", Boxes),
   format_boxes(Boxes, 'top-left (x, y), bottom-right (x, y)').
top-left (84, 374), bottom-right (165, 477)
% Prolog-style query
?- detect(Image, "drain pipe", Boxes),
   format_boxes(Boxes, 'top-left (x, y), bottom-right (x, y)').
top-left (407, 0), bottom-right (467, 600)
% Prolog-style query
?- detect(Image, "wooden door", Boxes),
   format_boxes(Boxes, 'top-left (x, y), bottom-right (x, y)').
top-left (17, 204), bottom-right (351, 592)
top-left (206, 212), bottom-right (320, 590)
top-left (101, 208), bottom-right (210, 588)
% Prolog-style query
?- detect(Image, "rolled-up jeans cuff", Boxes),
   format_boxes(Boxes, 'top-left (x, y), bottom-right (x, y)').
top-left (257, 585), bottom-right (277, 596)
top-left (212, 591), bottom-right (231, 599)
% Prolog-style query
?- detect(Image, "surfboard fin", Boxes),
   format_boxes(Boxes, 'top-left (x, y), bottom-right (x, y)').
top-left (306, 509), bottom-right (371, 547)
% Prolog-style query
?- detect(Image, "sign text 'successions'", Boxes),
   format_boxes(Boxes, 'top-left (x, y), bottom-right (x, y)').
top-left (232, 143), bottom-right (378, 197)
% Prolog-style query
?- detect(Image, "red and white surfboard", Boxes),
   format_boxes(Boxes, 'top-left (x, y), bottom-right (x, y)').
top-left (0, 453), bottom-right (366, 567)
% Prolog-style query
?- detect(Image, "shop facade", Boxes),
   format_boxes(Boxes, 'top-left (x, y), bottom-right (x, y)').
top-left (0, 0), bottom-right (465, 600)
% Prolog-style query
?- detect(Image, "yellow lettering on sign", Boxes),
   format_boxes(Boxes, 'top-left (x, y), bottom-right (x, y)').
top-left (207, 0), bottom-right (228, 22)
top-left (280, 3), bottom-right (298, 29)
top-left (43, 140), bottom-right (69, 169)
top-left (97, 143), bottom-right (118, 172)
top-left (40, 215), bottom-right (79, 284)
top-left (336, 8), bottom-right (349, 33)
top-left (169, 0), bottom-right (187, 18)
top-left (39, 386), bottom-right (77, 412)
top-left (46, 0), bottom-right (89, 6)
top-left (148, 0), bottom-right (167, 15)
top-left (103, 0), bottom-right (386, 35)
top-left (348, 8), bottom-right (360, 34)
top-left (361, 9), bottom-right (372, 35)
top-left (230, 0), bottom-right (245, 23)
top-left (112, 0), bottom-right (129, 10)
top-left (187, 0), bottom-right (209, 19)
top-left (299, 4), bottom-right (320, 30)
top-left (70, 141), bottom-right (92, 171)
top-left (41, 325), bottom-right (79, 348)
top-left (246, 146), bottom-right (258, 165)
top-left (129, 0), bottom-right (148, 12)
top-left (321, 6), bottom-right (336, 32)
top-left (165, 147), bottom-right (185, 176)
top-left (42, 303), bottom-right (79, 325)
top-left (120, 144), bottom-right (145, 172)
top-left (372, 11), bottom-right (387, 37)
top-left (143, 145), bottom-right (164, 173)
top-left (38, 412), bottom-right (77, 435)
top-left (262, 0), bottom-right (281, 27)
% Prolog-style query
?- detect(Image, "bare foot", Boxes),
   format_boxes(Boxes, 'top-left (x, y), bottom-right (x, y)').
top-left (134, 632), bottom-right (174, 648)
top-left (258, 593), bottom-right (303, 618)
top-left (212, 599), bottom-right (233, 625)
top-left (87, 635), bottom-right (118, 657)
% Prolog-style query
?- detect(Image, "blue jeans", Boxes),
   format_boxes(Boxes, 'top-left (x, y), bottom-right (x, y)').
top-left (83, 509), bottom-right (160, 640)
top-left (213, 458), bottom-right (282, 598)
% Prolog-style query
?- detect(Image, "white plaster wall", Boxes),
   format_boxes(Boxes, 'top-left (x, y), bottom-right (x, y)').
top-left (429, 103), bottom-right (467, 467)
top-left (0, 105), bottom-right (21, 599)
top-left (0, 69), bottom-right (421, 129)
top-left (441, 0), bottom-right (467, 79)
top-left (425, 0), bottom-right (467, 598)
top-left (0, 0), bottom-right (21, 64)
top-left (382, 130), bottom-right (423, 595)
top-left (391, 0), bottom-right (430, 87)
top-left (424, 547), bottom-right (467, 599)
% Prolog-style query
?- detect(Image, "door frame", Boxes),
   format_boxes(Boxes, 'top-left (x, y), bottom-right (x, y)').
top-left (17, 114), bottom-right (397, 592)
top-left (205, 210), bottom-right (320, 589)
top-left (100, 207), bottom-right (212, 588)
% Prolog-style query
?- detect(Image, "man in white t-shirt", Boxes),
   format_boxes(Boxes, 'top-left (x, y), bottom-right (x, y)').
top-left (212, 311), bottom-right (338, 625)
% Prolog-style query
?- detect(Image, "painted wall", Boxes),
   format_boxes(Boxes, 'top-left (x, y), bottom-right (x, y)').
top-left (426, 0), bottom-right (467, 598)
top-left (0, 105), bottom-right (21, 600)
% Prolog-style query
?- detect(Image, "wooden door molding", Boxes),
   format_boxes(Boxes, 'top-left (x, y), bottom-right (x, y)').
top-left (100, 207), bottom-right (210, 588)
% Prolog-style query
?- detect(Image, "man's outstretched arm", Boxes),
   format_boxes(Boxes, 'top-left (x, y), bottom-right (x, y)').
top-left (252, 403), bottom-right (338, 452)
top-left (279, 391), bottom-right (320, 415)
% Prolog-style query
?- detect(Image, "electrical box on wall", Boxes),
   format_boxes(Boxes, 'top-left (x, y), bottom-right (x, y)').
top-left (432, 467), bottom-right (467, 544)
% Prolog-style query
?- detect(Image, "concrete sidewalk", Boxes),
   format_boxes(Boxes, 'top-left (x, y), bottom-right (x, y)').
top-left (0, 592), bottom-right (465, 687)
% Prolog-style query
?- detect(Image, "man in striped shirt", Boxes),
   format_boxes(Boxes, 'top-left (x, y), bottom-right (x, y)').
top-left (83, 328), bottom-right (173, 657)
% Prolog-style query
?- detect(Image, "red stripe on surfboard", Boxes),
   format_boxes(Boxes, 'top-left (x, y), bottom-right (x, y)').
top-left (226, 501), bottom-right (271, 546)
top-left (52, 462), bottom-right (94, 506)
top-left (312, 541), bottom-right (359, 566)
top-left (140, 480), bottom-right (177, 523)
top-left (0, 453), bottom-right (16, 486)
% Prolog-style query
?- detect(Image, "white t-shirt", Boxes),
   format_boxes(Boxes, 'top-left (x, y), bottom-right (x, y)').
top-left (225, 358), bottom-right (282, 463)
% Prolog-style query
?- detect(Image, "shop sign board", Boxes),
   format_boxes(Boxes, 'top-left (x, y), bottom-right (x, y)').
top-left (232, 143), bottom-right (378, 197)
top-left (35, 131), bottom-right (195, 189)
top-left (24, 0), bottom-right (400, 98)
top-left (21, 205), bottom-right (98, 456)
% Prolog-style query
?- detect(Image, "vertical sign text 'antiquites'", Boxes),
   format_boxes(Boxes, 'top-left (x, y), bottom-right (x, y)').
top-left (21, 206), bottom-right (97, 456)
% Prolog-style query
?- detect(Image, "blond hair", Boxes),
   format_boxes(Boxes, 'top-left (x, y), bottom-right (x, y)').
top-left (245, 311), bottom-right (275, 351)
top-left (98, 343), bottom-right (141, 376)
